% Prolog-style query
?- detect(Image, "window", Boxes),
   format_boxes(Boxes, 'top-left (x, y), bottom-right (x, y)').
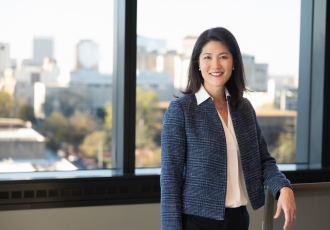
top-left (0, 0), bottom-right (114, 173)
top-left (0, 0), bottom-right (329, 212)
top-left (136, 0), bottom-right (301, 167)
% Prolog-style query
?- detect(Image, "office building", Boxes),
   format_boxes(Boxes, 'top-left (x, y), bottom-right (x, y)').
top-left (76, 40), bottom-right (99, 70)
top-left (33, 37), bottom-right (54, 64)
top-left (0, 42), bottom-right (10, 74)
top-left (242, 54), bottom-right (268, 92)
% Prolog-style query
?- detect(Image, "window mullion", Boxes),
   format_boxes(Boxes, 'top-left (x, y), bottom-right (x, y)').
top-left (112, 0), bottom-right (137, 174)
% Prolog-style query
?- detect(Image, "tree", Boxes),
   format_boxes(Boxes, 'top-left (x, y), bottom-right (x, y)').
top-left (0, 90), bottom-right (16, 118)
top-left (18, 105), bottom-right (36, 123)
top-left (95, 107), bottom-right (106, 121)
top-left (79, 102), bottom-right (113, 167)
top-left (103, 101), bottom-right (112, 147)
top-left (40, 111), bottom-right (69, 150)
top-left (272, 132), bottom-right (296, 163)
top-left (79, 130), bottom-right (107, 157)
top-left (135, 87), bottom-right (164, 167)
top-left (80, 102), bottom-right (112, 156)
top-left (80, 89), bottom-right (164, 167)
top-left (67, 110), bottom-right (103, 147)
top-left (135, 87), bottom-right (161, 149)
top-left (44, 90), bottom-right (91, 117)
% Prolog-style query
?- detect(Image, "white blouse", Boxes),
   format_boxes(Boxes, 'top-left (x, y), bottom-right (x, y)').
top-left (195, 85), bottom-right (249, 207)
top-left (218, 104), bottom-right (249, 207)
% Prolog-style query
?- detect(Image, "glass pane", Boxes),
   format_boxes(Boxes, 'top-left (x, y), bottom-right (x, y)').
top-left (0, 0), bottom-right (114, 172)
top-left (136, 0), bottom-right (300, 167)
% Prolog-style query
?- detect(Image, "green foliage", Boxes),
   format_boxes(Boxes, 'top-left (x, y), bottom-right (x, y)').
top-left (80, 88), bottom-right (163, 167)
top-left (80, 90), bottom-right (164, 167)
top-left (79, 130), bottom-right (108, 157)
top-left (40, 111), bottom-right (69, 150)
top-left (135, 146), bottom-right (161, 168)
top-left (103, 102), bottom-right (112, 148)
top-left (18, 105), bottom-right (36, 123)
top-left (272, 132), bottom-right (296, 163)
top-left (134, 87), bottom-right (164, 167)
top-left (135, 87), bottom-right (161, 149)
top-left (104, 102), bottom-right (112, 131)
top-left (41, 109), bottom-right (104, 151)
top-left (0, 90), bottom-right (16, 118)
top-left (67, 110), bottom-right (103, 146)
top-left (44, 90), bottom-right (90, 117)
top-left (79, 102), bottom-right (112, 158)
top-left (95, 107), bottom-right (106, 121)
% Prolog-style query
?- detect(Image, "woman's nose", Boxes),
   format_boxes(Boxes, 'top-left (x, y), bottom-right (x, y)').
top-left (211, 58), bottom-right (221, 68)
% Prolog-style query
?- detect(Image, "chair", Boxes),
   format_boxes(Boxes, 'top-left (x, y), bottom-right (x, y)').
top-left (262, 182), bottom-right (330, 230)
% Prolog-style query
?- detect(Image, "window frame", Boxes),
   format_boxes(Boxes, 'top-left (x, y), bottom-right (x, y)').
top-left (112, 0), bottom-right (137, 173)
top-left (296, 0), bottom-right (328, 168)
top-left (0, 0), bottom-right (330, 211)
top-left (322, 0), bottom-right (330, 167)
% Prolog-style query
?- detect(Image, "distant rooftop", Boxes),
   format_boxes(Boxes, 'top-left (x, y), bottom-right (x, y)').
top-left (137, 70), bottom-right (173, 85)
top-left (255, 109), bottom-right (297, 117)
top-left (183, 36), bottom-right (198, 40)
top-left (70, 69), bottom-right (112, 85)
top-left (0, 118), bottom-right (27, 129)
top-left (137, 35), bottom-right (167, 52)
top-left (0, 128), bottom-right (45, 142)
top-left (0, 158), bottom-right (77, 173)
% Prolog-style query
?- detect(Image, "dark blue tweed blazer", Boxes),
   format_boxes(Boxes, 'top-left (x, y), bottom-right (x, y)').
top-left (160, 93), bottom-right (291, 230)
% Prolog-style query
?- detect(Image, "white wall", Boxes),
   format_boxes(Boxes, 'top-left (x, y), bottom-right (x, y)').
top-left (0, 203), bottom-right (264, 230)
top-left (0, 203), bottom-right (161, 230)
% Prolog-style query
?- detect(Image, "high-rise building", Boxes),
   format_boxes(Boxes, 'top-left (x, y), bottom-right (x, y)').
top-left (136, 36), bottom-right (167, 73)
top-left (242, 54), bottom-right (268, 92)
top-left (33, 37), bottom-right (54, 64)
top-left (181, 36), bottom-right (198, 57)
top-left (76, 40), bottom-right (99, 70)
top-left (173, 36), bottom-right (199, 90)
top-left (0, 43), bottom-right (16, 95)
top-left (15, 37), bottom-right (59, 106)
top-left (0, 43), bottom-right (10, 74)
top-left (137, 36), bottom-right (166, 53)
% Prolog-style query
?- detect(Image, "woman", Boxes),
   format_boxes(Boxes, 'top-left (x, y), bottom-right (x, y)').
top-left (160, 27), bottom-right (296, 230)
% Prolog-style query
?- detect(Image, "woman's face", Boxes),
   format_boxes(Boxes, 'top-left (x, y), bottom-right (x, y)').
top-left (198, 41), bottom-right (234, 92)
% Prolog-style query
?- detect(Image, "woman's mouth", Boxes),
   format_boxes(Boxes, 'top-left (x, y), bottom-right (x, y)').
top-left (210, 72), bottom-right (223, 76)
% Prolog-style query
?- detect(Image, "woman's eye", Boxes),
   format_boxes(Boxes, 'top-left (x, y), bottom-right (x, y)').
top-left (204, 56), bottom-right (211, 59)
top-left (220, 56), bottom-right (227, 59)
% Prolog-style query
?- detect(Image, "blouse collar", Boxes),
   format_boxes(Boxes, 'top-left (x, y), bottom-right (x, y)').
top-left (195, 84), bottom-right (230, 105)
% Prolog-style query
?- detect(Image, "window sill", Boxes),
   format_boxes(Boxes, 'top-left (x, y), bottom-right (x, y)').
top-left (0, 168), bottom-right (161, 211)
top-left (0, 166), bottom-right (329, 211)
top-left (0, 168), bottom-right (161, 181)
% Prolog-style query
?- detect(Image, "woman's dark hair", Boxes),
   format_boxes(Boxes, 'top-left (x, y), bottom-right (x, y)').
top-left (182, 27), bottom-right (248, 107)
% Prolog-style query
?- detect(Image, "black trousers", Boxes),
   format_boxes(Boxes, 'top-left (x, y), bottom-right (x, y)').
top-left (182, 206), bottom-right (249, 230)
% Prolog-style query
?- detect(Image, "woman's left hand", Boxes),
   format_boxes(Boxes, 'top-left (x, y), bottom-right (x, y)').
top-left (273, 186), bottom-right (296, 230)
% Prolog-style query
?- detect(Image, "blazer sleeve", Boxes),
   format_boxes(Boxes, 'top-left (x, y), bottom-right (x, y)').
top-left (160, 99), bottom-right (187, 230)
top-left (250, 102), bottom-right (292, 199)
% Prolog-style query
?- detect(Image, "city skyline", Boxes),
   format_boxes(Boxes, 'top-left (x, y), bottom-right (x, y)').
top-left (0, 0), bottom-right (301, 172)
top-left (1, 0), bottom-right (300, 77)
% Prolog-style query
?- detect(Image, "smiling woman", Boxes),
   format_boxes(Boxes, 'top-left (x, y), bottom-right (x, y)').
top-left (0, 2), bottom-right (329, 230)
top-left (136, 0), bottom-right (301, 167)
top-left (160, 27), bottom-right (296, 230)
top-left (198, 41), bottom-right (234, 95)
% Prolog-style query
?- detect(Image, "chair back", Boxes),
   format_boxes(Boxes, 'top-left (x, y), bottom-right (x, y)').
top-left (263, 182), bottom-right (330, 230)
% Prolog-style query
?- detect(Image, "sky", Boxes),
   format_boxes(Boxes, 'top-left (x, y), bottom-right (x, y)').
top-left (1, 0), bottom-right (300, 77)
top-left (137, 0), bottom-right (301, 77)
top-left (1, 0), bottom-right (114, 81)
